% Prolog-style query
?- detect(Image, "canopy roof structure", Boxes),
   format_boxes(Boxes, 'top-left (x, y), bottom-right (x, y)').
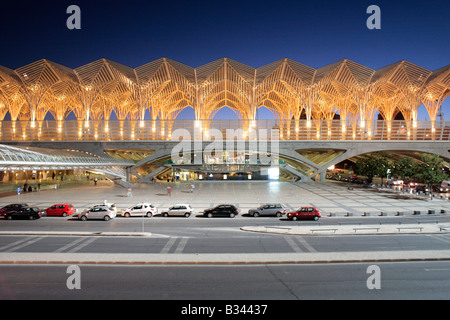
top-left (0, 144), bottom-right (133, 179)
top-left (0, 58), bottom-right (449, 128)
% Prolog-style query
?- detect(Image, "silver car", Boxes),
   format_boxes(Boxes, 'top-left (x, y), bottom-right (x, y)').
top-left (121, 203), bottom-right (156, 217)
top-left (161, 204), bottom-right (193, 217)
top-left (78, 205), bottom-right (116, 221)
top-left (248, 203), bottom-right (286, 217)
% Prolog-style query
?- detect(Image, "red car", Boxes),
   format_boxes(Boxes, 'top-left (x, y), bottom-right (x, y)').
top-left (287, 207), bottom-right (321, 221)
top-left (45, 204), bottom-right (76, 217)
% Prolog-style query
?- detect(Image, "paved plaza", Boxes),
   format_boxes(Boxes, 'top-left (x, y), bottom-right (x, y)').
top-left (1, 180), bottom-right (450, 217)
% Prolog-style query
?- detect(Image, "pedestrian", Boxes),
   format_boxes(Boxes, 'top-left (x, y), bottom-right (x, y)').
top-left (127, 187), bottom-right (132, 197)
top-left (167, 186), bottom-right (172, 196)
top-left (94, 177), bottom-right (98, 186)
top-left (190, 184), bottom-right (195, 193)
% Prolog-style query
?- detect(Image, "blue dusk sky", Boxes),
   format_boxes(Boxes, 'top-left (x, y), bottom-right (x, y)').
top-left (0, 0), bottom-right (448, 120)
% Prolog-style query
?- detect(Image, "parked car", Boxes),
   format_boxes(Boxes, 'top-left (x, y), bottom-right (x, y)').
top-left (287, 207), bottom-right (321, 221)
top-left (45, 204), bottom-right (76, 217)
top-left (415, 185), bottom-right (429, 193)
top-left (4, 206), bottom-right (43, 220)
top-left (203, 204), bottom-right (239, 218)
top-left (161, 204), bottom-right (193, 217)
top-left (433, 184), bottom-right (449, 193)
top-left (248, 203), bottom-right (286, 217)
top-left (121, 203), bottom-right (157, 217)
top-left (78, 205), bottom-right (116, 221)
top-left (0, 203), bottom-right (30, 217)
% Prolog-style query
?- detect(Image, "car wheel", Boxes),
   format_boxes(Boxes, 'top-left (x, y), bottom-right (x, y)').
top-left (146, 212), bottom-right (152, 217)
top-left (62, 212), bottom-right (67, 217)
top-left (163, 212), bottom-right (168, 217)
top-left (313, 216), bottom-right (319, 221)
top-left (124, 212), bottom-right (131, 218)
top-left (229, 213), bottom-right (235, 218)
top-left (104, 215), bottom-right (110, 221)
top-left (6, 215), bottom-right (12, 220)
top-left (29, 215), bottom-right (35, 220)
top-left (207, 213), bottom-right (213, 218)
top-left (184, 212), bottom-right (190, 217)
top-left (276, 212), bottom-right (282, 217)
top-left (80, 215), bottom-right (87, 221)
top-left (292, 216), bottom-right (298, 221)
top-left (253, 212), bottom-right (259, 217)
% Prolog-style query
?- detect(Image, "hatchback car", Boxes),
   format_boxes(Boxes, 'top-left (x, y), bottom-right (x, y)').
top-left (203, 204), bottom-right (239, 218)
top-left (0, 203), bottom-right (29, 217)
top-left (287, 207), bottom-right (321, 221)
top-left (161, 204), bottom-right (193, 217)
top-left (78, 205), bottom-right (116, 221)
top-left (121, 203), bottom-right (156, 217)
top-left (248, 203), bottom-right (286, 217)
top-left (5, 206), bottom-right (43, 220)
top-left (45, 204), bottom-right (76, 217)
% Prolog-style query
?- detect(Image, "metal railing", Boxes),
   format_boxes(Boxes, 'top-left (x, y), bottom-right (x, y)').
top-left (0, 119), bottom-right (448, 141)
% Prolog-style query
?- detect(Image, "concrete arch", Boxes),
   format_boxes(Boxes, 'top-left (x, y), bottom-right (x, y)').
top-left (6, 140), bottom-right (450, 184)
top-left (292, 141), bottom-right (450, 181)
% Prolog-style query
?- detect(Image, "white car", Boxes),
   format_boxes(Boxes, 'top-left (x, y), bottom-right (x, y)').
top-left (161, 204), bottom-right (193, 217)
top-left (78, 205), bottom-right (116, 221)
top-left (121, 203), bottom-right (156, 217)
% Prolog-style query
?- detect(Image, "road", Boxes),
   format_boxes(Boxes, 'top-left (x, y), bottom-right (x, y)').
top-left (2, 215), bottom-right (450, 255)
top-left (1, 261), bottom-right (450, 300)
top-left (1, 215), bottom-right (450, 301)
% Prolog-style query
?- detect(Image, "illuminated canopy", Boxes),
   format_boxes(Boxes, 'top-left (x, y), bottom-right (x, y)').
top-left (0, 58), bottom-right (448, 128)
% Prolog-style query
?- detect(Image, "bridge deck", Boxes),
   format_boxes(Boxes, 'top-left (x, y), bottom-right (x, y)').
top-left (1, 120), bottom-right (449, 142)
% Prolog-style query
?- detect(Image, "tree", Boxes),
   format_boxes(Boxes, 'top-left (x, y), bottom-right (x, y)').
top-left (355, 152), bottom-right (389, 184)
top-left (375, 153), bottom-right (390, 184)
top-left (414, 154), bottom-right (448, 197)
top-left (390, 156), bottom-right (415, 181)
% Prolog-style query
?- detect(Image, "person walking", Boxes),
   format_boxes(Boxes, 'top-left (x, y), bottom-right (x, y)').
top-left (190, 184), bottom-right (195, 193)
top-left (167, 186), bottom-right (172, 196)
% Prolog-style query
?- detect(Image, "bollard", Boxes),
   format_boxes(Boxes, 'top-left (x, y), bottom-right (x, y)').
top-left (428, 210), bottom-right (435, 215)
top-left (379, 212), bottom-right (387, 216)
top-left (413, 210), bottom-right (421, 215)
top-left (363, 212), bottom-right (370, 216)
top-left (345, 212), bottom-right (353, 217)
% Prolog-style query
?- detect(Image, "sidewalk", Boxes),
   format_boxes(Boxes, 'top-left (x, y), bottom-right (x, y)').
top-left (241, 222), bottom-right (450, 235)
top-left (2, 250), bottom-right (450, 265)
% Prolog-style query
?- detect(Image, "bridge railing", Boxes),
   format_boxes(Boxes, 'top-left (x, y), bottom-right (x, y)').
top-left (0, 119), bottom-right (448, 141)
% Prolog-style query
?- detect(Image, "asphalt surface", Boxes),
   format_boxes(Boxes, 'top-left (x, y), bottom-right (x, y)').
top-left (2, 181), bottom-right (450, 301)
top-left (2, 261), bottom-right (450, 300)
